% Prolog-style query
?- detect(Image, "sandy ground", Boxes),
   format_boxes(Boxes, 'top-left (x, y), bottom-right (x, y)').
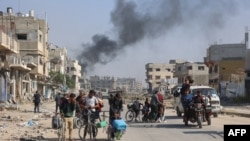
top-left (0, 101), bottom-right (108, 141)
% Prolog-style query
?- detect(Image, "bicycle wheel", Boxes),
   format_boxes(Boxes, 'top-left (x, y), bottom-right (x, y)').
top-left (107, 125), bottom-right (112, 141)
top-left (78, 123), bottom-right (98, 141)
top-left (78, 124), bottom-right (86, 141)
top-left (125, 110), bottom-right (134, 122)
top-left (89, 123), bottom-right (98, 139)
top-left (58, 121), bottom-right (64, 141)
top-left (75, 118), bottom-right (84, 129)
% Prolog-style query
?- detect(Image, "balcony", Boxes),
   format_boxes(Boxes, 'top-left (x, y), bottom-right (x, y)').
top-left (22, 55), bottom-right (37, 69)
top-left (7, 55), bottom-right (31, 71)
top-left (0, 31), bottom-right (19, 54)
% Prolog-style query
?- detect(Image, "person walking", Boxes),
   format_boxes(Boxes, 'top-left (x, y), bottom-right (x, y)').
top-left (149, 91), bottom-right (162, 122)
top-left (95, 92), bottom-right (104, 122)
top-left (55, 92), bottom-right (62, 113)
top-left (33, 90), bottom-right (41, 113)
top-left (60, 93), bottom-right (76, 141)
top-left (76, 90), bottom-right (85, 114)
top-left (109, 93), bottom-right (123, 122)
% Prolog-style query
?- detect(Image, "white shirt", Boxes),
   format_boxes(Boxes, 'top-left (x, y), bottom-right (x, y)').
top-left (85, 96), bottom-right (98, 112)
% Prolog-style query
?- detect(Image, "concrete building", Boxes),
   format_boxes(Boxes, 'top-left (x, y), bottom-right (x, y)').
top-left (204, 42), bottom-right (246, 88)
top-left (10, 8), bottom-right (50, 98)
top-left (116, 78), bottom-right (136, 93)
top-left (89, 76), bottom-right (116, 90)
top-left (67, 59), bottom-right (81, 91)
top-left (48, 44), bottom-right (68, 74)
top-left (245, 49), bottom-right (250, 97)
top-left (0, 15), bottom-right (20, 102)
top-left (0, 7), bottom-right (49, 101)
top-left (79, 76), bottom-right (91, 91)
top-left (0, 8), bottom-right (39, 102)
top-left (174, 62), bottom-right (209, 86)
top-left (145, 63), bottom-right (175, 93)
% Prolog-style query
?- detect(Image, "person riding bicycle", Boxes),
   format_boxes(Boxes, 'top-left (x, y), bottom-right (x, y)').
top-left (132, 98), bottom-right (143, 122)
top-left (82, 89), bottom-right (99, 140)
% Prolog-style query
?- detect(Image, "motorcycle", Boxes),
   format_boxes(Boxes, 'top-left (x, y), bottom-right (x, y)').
top-left (203, 105), bottom-right (212, 125)
top-left (184, 102), bottom-right (204, 128)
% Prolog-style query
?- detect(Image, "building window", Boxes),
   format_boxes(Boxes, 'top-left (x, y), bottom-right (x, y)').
top-left (187, 66), bottom-right (192, 70)
top-left (148, 75), bottom-right (152, 80)
top-left (165, 76), bottom-right (170, 79)
top-left (198, 66), bottom-right (204, 71)
top-left (166, 68), bottom-right (171, 71)
top-left (39, 34), bottom-right (42, 42)
top-left (71, 67), bottom-right (76, 71)
top-left (155, 76), bottom-right (161, 79)
top-left (156, 68), bottom-right (160, 71)
top-left (17, 34), bottom-right (27, 40)
top-left (214, 65), bottom-right (218, 73)
top-left (178, 67), bottom-right (181, 71)
top-left (148, 68), bottom-right (153, 72)
top-left (209, 67), bottom-right (212, 73)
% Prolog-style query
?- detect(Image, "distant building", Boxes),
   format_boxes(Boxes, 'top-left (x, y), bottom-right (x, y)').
top-left (67, 59), bottom-right (81, 90)
top-left (89, 76), bottom-right (116, 90)
top-left (48, 44), bottom-right (68, 74)
top-left (174, 62), bottom-right (209, 86)
top-left (116, 78), bottom-right (136, 92)
top-left (204, 42), bottom-right (246, 88)
top-left (145, 63), bottom-right (175, 93)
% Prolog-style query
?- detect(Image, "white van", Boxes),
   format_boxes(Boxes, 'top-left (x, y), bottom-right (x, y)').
top-left (174, 85), bottom-right (221, 117)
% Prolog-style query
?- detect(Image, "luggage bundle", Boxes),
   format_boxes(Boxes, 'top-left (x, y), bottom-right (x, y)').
top-left (113, 119), bottom-right (127, 130)
top-left (96, 120), bottom-right (108, 128)
top-left (52, 114), bottom-right (62, 129)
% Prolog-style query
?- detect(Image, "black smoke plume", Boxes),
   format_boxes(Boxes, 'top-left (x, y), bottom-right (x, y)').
top-left (77, 0), bottom-right (238, 74)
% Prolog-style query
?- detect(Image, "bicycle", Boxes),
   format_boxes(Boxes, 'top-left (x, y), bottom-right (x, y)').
top-left (57, 113), bottom-right (65, 141)
top-left (74, 110), bottom-right (85, 129)
top-left (125, 104), bottom-right (142, 122)
top-left (78, 108), bottom-right (98, 140)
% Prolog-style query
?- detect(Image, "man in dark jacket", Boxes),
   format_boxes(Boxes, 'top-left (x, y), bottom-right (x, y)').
top-left (33, 90), bottom-right (41, 113)
top-left (55, 92), bottom-right (61, 113)
top-left (109, 93), bottom-right (123, 122)
top-left (60, 93), bottom-right (76, 141)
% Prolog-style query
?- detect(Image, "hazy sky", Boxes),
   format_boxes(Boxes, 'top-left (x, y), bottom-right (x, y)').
top-left (1, 0), bottom-right (250, 87)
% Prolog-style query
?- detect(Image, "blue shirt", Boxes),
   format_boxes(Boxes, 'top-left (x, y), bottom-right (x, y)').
top-left (181, 94), bottom-right (193, 108)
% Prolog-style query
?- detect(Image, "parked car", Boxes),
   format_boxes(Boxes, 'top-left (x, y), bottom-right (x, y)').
top-left (174, 85), bottom-right (221, 117)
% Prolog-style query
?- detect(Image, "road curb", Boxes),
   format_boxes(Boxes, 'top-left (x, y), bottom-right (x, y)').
top-left (220, 109), bottom-right (250, 118)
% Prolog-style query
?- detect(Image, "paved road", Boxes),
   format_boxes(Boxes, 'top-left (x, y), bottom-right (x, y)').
top-left (1, 98), bottom-right (250, 141)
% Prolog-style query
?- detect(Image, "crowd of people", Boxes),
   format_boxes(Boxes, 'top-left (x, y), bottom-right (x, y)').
top-left (31, 89), bottom-right (123, 141)
top-left (31, 75), bottom-right (205, 140)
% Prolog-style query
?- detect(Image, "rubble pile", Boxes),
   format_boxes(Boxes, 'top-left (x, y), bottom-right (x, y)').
top-left (0, 110), bottom-right (57, 140)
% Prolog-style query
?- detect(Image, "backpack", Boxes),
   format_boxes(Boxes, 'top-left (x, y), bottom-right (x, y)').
top-left (157, 94), bottom-right (164, 103)
top-left (132, 101), bottom-right (140, 111)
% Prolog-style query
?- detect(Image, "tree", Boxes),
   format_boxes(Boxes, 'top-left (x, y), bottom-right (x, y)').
top-left (48, 71), bottom-right (75, 89)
